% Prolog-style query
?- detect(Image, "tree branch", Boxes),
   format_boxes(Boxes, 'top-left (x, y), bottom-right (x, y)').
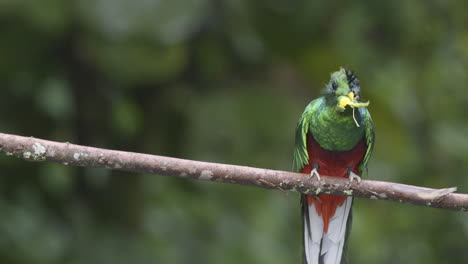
top-left (0, 132), bottom-right (465, 211)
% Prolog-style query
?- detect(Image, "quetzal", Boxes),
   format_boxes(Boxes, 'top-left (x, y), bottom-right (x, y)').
top-left (293, 68), bottom-right (374, 264)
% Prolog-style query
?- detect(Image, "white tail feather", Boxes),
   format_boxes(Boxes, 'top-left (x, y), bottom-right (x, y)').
top-left (304, 197), bottom-right (353, 264)
top-left (304, 201), bottom-right (323, 264)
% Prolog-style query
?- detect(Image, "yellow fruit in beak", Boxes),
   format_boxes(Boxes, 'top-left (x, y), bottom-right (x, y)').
top-left (337, 92), bottom-right (369, 111)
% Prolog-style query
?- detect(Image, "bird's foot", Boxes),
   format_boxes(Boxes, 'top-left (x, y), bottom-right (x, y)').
top-left (309, 168), bottom-right (321, 182)
top-left (348, 171), bottom-right (361, 184)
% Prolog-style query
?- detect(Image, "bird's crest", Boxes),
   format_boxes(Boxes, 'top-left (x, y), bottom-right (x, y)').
top-left (344, 68), bottom-right (358, 86)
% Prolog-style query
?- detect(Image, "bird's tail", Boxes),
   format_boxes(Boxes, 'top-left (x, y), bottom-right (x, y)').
top-left (302, 194), bottom-right (353, 264)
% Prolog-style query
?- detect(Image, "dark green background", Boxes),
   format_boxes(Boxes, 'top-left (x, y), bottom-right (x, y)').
top-left (0, 1), bottom-right (467, 263)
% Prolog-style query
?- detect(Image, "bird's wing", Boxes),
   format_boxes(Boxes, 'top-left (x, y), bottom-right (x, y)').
top-left (358, 107), bottom-right (375, 174)
top-left (293, 98), bottom-right (322, 172)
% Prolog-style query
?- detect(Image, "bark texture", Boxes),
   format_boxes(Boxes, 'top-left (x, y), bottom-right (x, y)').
top-left (0, 132), bottom-right (465, 211)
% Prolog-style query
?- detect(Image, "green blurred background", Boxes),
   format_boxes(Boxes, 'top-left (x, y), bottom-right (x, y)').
top-left (1, 0), bottom-right (468, 263)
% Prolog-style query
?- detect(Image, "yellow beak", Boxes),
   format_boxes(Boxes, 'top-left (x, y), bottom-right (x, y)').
top-left (337, 92), bottom-right (369, 111)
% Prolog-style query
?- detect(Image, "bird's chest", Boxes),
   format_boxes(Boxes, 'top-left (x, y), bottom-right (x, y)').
top-left (304, 132), bottom-right (367, 177)
top-left (309, 111), bottom-right (365, 152)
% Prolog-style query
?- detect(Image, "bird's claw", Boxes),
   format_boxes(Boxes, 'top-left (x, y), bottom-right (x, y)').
top-left (309, 168), bottom-right (321, 182)
top-left (348, 171), bottom-right (361, 184)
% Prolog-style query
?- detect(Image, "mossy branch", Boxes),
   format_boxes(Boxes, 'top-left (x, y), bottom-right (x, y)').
top-left (0, 132), bottom-right (465, 211)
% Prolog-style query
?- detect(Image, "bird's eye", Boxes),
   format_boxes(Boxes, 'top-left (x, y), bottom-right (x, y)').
top-left (331, 82), bottom-right (338, 91)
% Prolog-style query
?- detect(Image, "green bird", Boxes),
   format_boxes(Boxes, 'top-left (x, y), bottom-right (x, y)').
top-left (293, 68), bottom-right (375, 264)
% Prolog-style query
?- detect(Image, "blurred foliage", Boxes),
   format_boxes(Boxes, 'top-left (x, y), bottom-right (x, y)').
top-left (0, 0), bottom-right (467, 263)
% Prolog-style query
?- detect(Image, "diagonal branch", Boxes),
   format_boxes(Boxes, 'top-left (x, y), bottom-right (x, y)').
top-left (0, 132), bottom-right (465, 211)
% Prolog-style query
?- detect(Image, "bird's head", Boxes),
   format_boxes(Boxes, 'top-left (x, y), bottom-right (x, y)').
top-left (325, 68), bottom-right (369, 112)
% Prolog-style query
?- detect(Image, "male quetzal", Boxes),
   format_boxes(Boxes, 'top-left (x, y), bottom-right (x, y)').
top-left (293, 68), bottom-right (374, 264)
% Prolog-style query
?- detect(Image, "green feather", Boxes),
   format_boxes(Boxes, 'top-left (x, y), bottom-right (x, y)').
top-left (358, 107), bottom-right (375, 174)
top-left (292, 98), bottom-right (320, 172)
